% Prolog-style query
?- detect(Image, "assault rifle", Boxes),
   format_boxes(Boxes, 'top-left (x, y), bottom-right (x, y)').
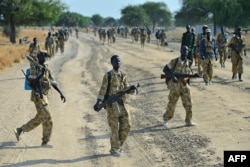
top-left (95, 83), bottom-right (140, 111)
top-left (161, 73), bottom-right (200, 85)
top-left (22, 68), bottom-right (45, 99)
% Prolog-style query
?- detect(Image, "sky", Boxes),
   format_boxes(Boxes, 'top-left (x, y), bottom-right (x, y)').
top-left (62, 0), bottom-right (182, 19)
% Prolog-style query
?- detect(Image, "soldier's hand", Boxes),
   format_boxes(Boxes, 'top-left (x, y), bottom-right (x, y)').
top-left (60, 94), bottom-right (66, 103)
top-left (172, 75), bottom-right (178, 83)
top-left (93, 100), bottom-right (101, 112)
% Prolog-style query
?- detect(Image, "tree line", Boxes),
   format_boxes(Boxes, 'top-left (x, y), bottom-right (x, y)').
top-left (1, 0), bottom-right (250, 43)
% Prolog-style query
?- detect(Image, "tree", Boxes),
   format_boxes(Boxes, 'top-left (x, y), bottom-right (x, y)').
top-left (0, 0), bottom-right (67, 43)
top-left (141, 2), bottom-right (172, 31)
top-left (120, 5), bottom-right (149, 27)
top-left (175, 0), bottom-right (250, 34)
top-left (56, 11), bottom-right (91, 27)
top-left (91, 14), bottom-right (104, 27)
top-left (103, 17), bottom-right (117, 27)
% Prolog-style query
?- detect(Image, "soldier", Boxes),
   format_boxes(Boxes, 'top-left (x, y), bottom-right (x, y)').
top-left (199, 29), bottom-right (217, 85)
top-left (228, 27), bottom-right (247, 81)
top-left (195, 25), bottom-right (208, 76)
top-left (94, 55), bottom-right (137, 156)
top-left (45, 32), bottom-right (54, 57)
top-left (13, 52), bottom-right (66, 146)
top-left (162, 46), bottom-right (198, 127)
top-left (216, 26), bottom-right (228, 68)
top-left (181, 25), bottom-right (195, 67)
top-left (57, 30), bottom-right (65, 53)
top-left (29, 37), bottom-right (40, 78)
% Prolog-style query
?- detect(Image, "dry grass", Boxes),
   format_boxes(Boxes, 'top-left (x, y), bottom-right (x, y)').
top-left (0, 27), bottom-right (47, 71)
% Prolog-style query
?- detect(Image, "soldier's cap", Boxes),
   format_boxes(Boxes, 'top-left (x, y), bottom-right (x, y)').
top-left (206, 29), bottom-right (211, 33)
top-left (203, 25), bottom-right (208, 29)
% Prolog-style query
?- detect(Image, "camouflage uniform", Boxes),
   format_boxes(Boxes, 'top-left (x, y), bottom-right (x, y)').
top-left (199, 36), bottom-right (216, 84)
top-left (45, 34), bottom-right (54, 57)
top-left (229, 35), bottom-right (246, 74)
top-left (216, 33), bottom-right (228, 67)
top-left (163, 57), bottom-right (193, 124)
top-left (97, 69), bottom-right (135, 152)
top-left (21, 66), bottom-right (56, 144)
top-left (29, 42), bottom-right (40, 77)
top-left (57, 31), bottom-right (65, 53)
top-left (195, 33), bottom-right (206, 75)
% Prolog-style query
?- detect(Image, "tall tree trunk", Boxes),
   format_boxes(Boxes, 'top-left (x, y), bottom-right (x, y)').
top-left (9, 14), bottom-right (16, 44)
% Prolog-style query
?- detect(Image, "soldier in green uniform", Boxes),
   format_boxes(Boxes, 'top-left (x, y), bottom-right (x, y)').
top-left (181, 25), bottom-right (195, 67)
top-left (94, 55), bottom-right (136, 156)
top-left (228, 27), bottom-right (246, 81)
top-left (162, 46), bottom-right (198, 127)
top-left (13, 52), bottom-right (66, 146)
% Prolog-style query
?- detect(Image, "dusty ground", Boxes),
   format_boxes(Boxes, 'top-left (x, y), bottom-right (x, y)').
top-left (0, 31), bottom-right (250, 167)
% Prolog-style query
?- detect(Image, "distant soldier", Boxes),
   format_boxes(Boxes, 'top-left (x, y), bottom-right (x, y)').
top-left (75, 27), bottom-right (79, 39)
top-left (199, 29), bottom-right (217, 85)
top-left (140, 28), bottom-right (147, 48)
top-left (181, 25), bottom-right (195, 67)
top-left (45, 32), bottom-right (54, 57)
top-left (53, 32), bottom-right (59, 53)
top-left (228, 27), bottom-right (247, 81)
top-left (216, 26), bottom-right (228, 68)
top-left (57, 30), bottom-right (65, 53)
top-left (195, 25), bottom-right (208, 76)
top-left (29, 37), bottom-right (40, 77)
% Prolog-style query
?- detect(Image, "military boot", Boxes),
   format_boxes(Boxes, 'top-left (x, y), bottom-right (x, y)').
top-left (13, 128), bottom-right (22, 141)
top-left (239, 73), bottom-right (243, 82)
top-left (232, 73), bottom-right (236, 80)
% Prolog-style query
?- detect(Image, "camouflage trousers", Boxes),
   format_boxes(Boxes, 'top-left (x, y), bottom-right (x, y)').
top-left (163, 81), bottom-right (193, 123)
top-left (202, 58), bottom-right (214, 82)
top-left (218, 47), bottom-right (227, 65)
top-left (195, 52), bottom-right (203, 75)
top-left (106, 102), bottom-right (131, 151)
top-left (47, 45), bottom-right (54, 57)
top-left (231, 51), bottom-right (243, 73)
top-left (21, 95), bottom-right (52, 143)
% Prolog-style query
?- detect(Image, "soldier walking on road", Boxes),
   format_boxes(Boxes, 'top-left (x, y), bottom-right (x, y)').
top-left (181, 25), bottom-right (195, 67)
top-left (45, 32), bottom-right (54, 57)
top-left (216, 26), bottom-right (228, 68)
top-left (228, 27), bottom-right (247, 81)
top-left (29, 37), bottom-right (40, 77)
top-left (195, 25), bottom-right (208, 76)
top-left (94, 55), bottom-right (137, 156)
top-left (199, 29), bottom-right (217, 85)
top-left (13, 52), bottom-right (66, 146)
top-left (162, 46), bottom-right (198, 127)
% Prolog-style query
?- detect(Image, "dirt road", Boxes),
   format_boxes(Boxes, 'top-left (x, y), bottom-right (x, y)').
top-left (0, 32), bottom-right (250, 167)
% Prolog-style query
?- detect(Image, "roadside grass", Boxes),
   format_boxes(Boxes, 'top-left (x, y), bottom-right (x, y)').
top-left (0, 27), bottom-right (47, 71)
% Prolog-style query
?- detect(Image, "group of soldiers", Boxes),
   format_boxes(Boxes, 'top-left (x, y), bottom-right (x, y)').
top-left (181, 24), bottom-right (247, 85)
top-left (44, 28), bottom-right (71, 56)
